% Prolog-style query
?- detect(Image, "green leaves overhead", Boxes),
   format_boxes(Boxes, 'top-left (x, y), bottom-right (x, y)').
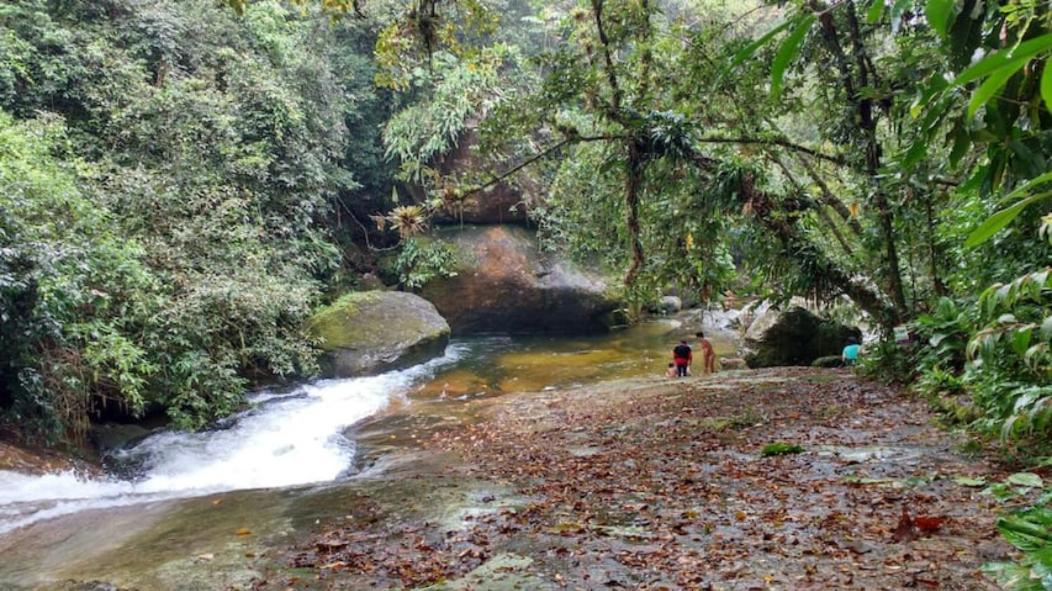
top-left (723, 13), bottom-right (815, 100)
top-left (771, 15), bottom-right (815, 100)
top-left (965, 191), bottom-right (1052, 247)
top-left (966, 57), bottom-right (1029, 118)
top-left (924, 0), bottom-right (955, 39)
top-left (725, 19), bottom-right (795, 75)
top-left (967, 172), bottom-right (1052, 246)
top-left (953, 34), bottom-right (1052, 117)
top-left (955, 35), bottom-right (1052, 86)
top-left (865, 0), bottom-right (885, 25)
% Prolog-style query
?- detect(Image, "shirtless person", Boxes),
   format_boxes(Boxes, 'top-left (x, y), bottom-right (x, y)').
top-left (696, 332), bottom-right (716, 375)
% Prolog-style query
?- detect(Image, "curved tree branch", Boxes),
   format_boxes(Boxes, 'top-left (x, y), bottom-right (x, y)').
top-left (694, 135), bottom-right (846, 166)
top-left (457, 134), bottom-right (627, 199)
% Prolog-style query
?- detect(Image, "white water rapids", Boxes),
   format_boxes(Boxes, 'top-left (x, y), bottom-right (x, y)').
top-left (0, 345), bottom-right (466, 535)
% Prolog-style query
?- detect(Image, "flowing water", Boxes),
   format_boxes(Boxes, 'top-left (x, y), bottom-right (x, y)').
top-left (0, 347), bottom-right (468, 536)
top-left (0, 312), bottom-right (738, 589)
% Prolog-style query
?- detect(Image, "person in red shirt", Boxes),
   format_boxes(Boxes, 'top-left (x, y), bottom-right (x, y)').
top-left (672, 340), bottom-right (692, 377)
top-left (696, 331), bottom-right (716, 375)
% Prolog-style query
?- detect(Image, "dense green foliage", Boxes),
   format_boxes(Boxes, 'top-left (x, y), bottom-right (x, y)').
top-left (366, 0), bottom-right (1051, 444)
top-left (1, 0), bottom-right (1051, 580)
top-left (2, 0), bottom-right (1049, 458)
top-left (0, 0), bottom-right (394, 441)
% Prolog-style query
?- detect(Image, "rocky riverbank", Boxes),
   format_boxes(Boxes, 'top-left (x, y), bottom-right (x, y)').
top-left (0, 441), bottom-right (96, 476)
top-left (256, 368), bottom-right (1014, 590)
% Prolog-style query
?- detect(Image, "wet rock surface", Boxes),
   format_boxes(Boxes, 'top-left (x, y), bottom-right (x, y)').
top-left (266, 369), bottom-right (1009, 590)
top-left (420, 226), bottom-right (620, 335)
top-left (648, 295), bottom-right (682, 315)
top-left (307, 291), bottom-right (450, 377)
top-left (0, 441), bottom-right (97, 477)
top-left (743, 306), bottom-right (861, 368)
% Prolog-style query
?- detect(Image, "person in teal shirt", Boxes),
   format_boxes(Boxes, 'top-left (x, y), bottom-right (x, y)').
top-left (842, 338), bottom-right (861, 366)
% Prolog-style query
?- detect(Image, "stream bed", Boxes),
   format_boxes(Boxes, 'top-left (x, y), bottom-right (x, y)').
top-left (0, 312), bottom-right (737, 590)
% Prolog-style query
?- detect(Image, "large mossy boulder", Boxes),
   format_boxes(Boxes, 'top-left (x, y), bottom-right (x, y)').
top-left (742, 306), bottom-right (861, 368)
top-left (420, 225), bottom-right (621, 335)
top-left (308, 291), bottom-right (450, 377)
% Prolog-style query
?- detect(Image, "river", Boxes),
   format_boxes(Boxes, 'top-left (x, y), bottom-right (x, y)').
top-left (0, 312), bottom-right (737, 590)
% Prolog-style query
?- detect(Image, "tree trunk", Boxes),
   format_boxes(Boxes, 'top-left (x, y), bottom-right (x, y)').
top-left (819, 8), bottom-right (907, 323)
top-left (925, 192), bottom-right (947, 297)
top-left (624, 141), bottom-right (646, 286)
top-left (721, 164), bottom-right (898, 326)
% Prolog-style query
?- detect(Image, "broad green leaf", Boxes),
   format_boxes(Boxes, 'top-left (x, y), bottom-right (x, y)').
top-left (725, 19), bottom-right (794, 75)
top-left (955, 34), bottom-right (1052, 86)
top-left (1003, 172), bottom-right (1052, 204)
top-left (866, 0), bottom-right (885, 24)
top-left (1044, 60), bottom-right (1052, 113)
top-left (966, 191), bottom-right (1052, 247)
top-left (1042, 315), bottom-right (1052, 340)
top-left (1008, 140), bottom-right (1045, 176)
top-left (967, 57), bottom-right (1028, 118)
top-left (1012, 328), bottom-right (1032, 355)
top-left (925, 0), bottom-right (954, 38)
top-left (902, 139), bottom-right (928, 169)
top-left (949, 125), bottom-right (970, 167)
top-left (1006, 472), bottom-right (1044, 488)
top-left (771, 15), bottom-right (815, 99)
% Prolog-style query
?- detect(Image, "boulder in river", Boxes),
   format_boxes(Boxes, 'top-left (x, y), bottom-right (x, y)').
top-left (647, 295), bottom-right (682, 315)
top-left (308, 291), bottom-right (450, 377)
top-left (420, 225), bottom-right (621, 334)
top-left (742, 306), bottom-right (861, 368)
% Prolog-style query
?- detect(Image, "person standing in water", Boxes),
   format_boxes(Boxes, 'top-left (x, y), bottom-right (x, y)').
top-left (672, 340), bottom-right (692, 377)
top-left (696, 332), bottom-right (716, 375)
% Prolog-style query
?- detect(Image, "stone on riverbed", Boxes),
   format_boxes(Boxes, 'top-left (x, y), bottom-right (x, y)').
top-left (308, 291), bottom-right (450, 377)
top-left (647, 295), bottom-right (682, 315)
top-left (742, 306), bottom-right (860, 368)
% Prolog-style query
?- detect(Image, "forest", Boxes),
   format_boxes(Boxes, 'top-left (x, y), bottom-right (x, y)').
top-left (0, 0), bottom-right (1050, 587)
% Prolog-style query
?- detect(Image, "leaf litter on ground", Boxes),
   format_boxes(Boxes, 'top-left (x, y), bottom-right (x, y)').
top-left (258, 367), bottom-right (1011, 590)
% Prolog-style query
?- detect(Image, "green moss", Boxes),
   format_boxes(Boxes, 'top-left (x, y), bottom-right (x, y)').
top-left (761, 442), bottom-right (805, 457)
top-left (306, 292), bottom-right (388, 350)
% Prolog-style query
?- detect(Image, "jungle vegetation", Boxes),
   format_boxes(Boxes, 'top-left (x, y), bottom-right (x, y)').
top-left (1, 0), bottom-right (1049, 461)
top-left (2, 0), bottom-right (1050, 583)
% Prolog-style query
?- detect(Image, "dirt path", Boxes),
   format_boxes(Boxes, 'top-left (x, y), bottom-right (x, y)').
top-left (263, 368), bottom-right (1014, 590)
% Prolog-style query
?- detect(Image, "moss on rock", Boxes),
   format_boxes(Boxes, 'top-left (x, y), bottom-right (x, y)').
top-left (307, 291), bottom-right (450, 377)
